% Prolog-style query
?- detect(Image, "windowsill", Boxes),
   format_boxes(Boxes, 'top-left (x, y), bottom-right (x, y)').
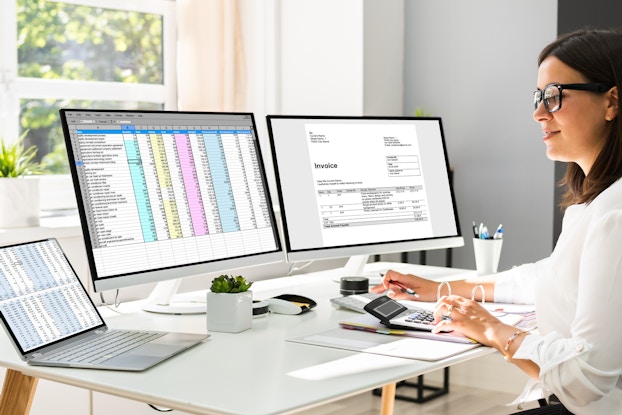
top-left (0, 172), bottom-right (83, 245)
top-left (40, 208), bottom-right (79, 218)
top-left (0, 209), bottom-right (82, 245)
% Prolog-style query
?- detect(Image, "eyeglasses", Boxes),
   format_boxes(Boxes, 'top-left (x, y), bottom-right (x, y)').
top-left (533, 83), bottom-right (610, 113)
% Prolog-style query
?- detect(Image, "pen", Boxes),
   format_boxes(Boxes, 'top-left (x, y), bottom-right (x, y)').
top-left (479, 225), bottom-right (490, 239)
top-left (493, 224), bottom-right (503, 239)
top-left (477, 222), bottom-right (488, 239)
top-left (378, 273), bottom-right (420, 298)
top-left (389, 280), bottom-right (420, 298)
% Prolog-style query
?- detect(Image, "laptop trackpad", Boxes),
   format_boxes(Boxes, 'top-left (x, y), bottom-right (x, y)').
top-left (134, 342), bottom-right (183, 357)
top-left (106, 343), bottom-right (183, 369)
top-left (104, 344), bottom-right (182, 370)
top-left (106, 334), bottom-right (206, 369)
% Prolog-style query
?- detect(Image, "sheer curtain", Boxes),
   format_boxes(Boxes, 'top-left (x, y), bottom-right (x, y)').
top-left (176, 0), bottom-right (246, 111)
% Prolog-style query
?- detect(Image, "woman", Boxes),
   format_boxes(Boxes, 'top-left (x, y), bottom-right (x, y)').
top-left (372, 29), bottom-right (622, 414)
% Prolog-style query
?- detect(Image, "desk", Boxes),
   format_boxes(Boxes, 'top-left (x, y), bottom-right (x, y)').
top-left (0, 262), bottom-right (493, 415)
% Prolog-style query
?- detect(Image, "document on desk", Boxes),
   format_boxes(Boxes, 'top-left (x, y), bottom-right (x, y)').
top-left (339, 303), bottom-right (529, 342)
top-left (364, 337), bottom-right (480, 361)
top-left (288, 327), bottom-right (480, 362)
top-left (338, 313), bottom-right (476, 344)
top-left (482, 303), bottom-right (537, 331)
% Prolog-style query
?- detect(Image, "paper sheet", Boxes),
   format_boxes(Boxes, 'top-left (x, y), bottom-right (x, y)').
top-left (289, 327), bottom-right (480, 361)
top-left (363, 337), bottom-right (479, 361)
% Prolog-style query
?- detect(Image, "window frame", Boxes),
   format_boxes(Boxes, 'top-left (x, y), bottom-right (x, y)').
top-left (0, 0), bottom-right (177, 210)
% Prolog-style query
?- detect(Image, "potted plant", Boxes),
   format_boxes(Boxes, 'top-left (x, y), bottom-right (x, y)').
top-left (206, 275), bottom-right (254, 333)
top-left (0, 131), bottom-right (45, 228)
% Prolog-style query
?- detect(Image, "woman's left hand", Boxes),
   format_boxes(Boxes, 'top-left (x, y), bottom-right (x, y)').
top-left (432, 295), bottom-right (508, 346)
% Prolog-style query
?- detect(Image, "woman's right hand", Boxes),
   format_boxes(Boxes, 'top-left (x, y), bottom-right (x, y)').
top-left (370, 269), bottom-right (441, 302)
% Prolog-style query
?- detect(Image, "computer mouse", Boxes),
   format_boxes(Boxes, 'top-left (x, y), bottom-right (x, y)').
top-left (265, 294), bottom-right (317, 315)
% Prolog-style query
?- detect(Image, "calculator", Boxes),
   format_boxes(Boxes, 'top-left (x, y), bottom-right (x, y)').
top-left (363, 295), bottom-right (437, 331)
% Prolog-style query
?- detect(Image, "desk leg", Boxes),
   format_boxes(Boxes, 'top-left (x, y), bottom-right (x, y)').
top-left (0, 369), bottom-right (39, 415)
top-left (379, 382), bottom-right (396, 415)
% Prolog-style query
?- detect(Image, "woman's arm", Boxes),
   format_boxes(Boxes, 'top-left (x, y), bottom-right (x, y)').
top-left (370, 269), bottom-right (497, 302)
top-left (432, 295), bottom-right (541, 379)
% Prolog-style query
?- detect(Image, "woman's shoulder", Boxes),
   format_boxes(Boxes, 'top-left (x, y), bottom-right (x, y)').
top-left (584, 178), bottom-right (622, 226)
top-left (592, 177), bottom-right (622, 208)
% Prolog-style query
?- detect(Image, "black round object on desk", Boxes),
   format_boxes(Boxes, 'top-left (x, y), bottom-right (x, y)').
top-left (340, 276), bottom-right (369, 296)
top-left (252, 300), bottom-right (270, 318)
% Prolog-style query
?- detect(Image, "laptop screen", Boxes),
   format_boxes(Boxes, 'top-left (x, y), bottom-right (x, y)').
top-left (0, 239), bottom-right (105, 354)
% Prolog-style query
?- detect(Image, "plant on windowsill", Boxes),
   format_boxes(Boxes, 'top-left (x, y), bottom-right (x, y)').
top-left (206, 275), bottom-right (254, 333)
top-left (0, 131), bottom-right (44, 177)
top-left (414, 106), bottom-right (432, 117)
top-left (0, 131), bottom-right (45, 228)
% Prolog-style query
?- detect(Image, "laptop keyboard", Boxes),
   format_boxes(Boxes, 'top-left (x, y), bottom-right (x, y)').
top-left (41, 330), bottom-right (165, 364)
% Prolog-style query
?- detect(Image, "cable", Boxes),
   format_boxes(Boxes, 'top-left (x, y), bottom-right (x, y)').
top-left (99, 289), bottom-right (123, 314)
top-left (147, 404), bottom-right (173, 412)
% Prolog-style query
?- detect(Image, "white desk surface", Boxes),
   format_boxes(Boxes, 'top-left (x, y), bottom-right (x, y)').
top-left (0, 262), bottom-right (493, 415)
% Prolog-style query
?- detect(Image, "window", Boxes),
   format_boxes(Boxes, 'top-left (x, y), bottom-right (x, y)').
top-left (0, 0), bottom-right (176, 177)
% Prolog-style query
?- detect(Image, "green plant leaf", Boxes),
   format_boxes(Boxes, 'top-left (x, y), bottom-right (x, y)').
top-left (414, 107), bottom-right (432, 117)
top-left (210, 274), bottom-right (252, 293)
top-left (0, 131), bottom-right (45, 177)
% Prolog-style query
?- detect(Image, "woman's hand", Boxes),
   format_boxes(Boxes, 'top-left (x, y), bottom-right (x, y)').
top-left (432, 295), bottom-right (514, 347)
top-left (369, 270), bottom-right (440, 302)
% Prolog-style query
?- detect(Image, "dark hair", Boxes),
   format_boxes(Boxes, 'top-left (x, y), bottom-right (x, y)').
top-left (538, 29), bottom-right (622, 207)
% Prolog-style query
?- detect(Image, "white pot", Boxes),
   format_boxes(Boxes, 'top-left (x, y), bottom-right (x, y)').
top-left (0, 177), bottom-right (40, 228)
top-left (206, 291), bottom-right (253, 333)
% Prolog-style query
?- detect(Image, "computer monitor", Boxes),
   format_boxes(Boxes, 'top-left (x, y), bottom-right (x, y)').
top-left (265, 115), bottom-right (463, 276)
top-left (61, 109), bottom-right (283, 313)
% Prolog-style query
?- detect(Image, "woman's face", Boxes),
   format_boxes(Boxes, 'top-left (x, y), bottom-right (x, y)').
top-left (533, 56), bottom-right (616, 174)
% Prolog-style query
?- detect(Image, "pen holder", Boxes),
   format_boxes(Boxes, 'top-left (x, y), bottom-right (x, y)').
top-left (473, 238), bottom-right (503, 276)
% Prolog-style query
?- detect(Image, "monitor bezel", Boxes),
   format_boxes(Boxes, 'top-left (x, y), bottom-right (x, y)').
top-left (61, 109), bottom-right (285, 293)
top-left (265, 114), bottom-right (463, 264)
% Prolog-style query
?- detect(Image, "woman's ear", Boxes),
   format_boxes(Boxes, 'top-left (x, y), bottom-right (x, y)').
top-left (606, 86), bottom-right (618, 121)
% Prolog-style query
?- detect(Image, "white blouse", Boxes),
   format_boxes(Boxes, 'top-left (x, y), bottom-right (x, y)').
top-left (494, 178), bottom-right (622, 414)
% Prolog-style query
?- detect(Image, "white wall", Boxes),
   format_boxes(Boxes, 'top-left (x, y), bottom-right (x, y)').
top-left (363, 1), bottom-right (404, 116)
top-left (280, 1), bottom-right (364, 115)
top-left (276, 0), bottom-right (404, 117)
top-left (403, 0), bottom-right (558, 271)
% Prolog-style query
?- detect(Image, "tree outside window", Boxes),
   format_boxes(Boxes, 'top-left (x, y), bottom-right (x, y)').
top-left (6, 0), bottom-right (174, 174)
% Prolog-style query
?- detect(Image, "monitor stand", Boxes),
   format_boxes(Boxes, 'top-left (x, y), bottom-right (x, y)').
top-left (340, 254), bottom-right (384, 285)
top-left (142, 279), bottom-right (206, 315)
top-left (342, 254), bottom-right (370, 277)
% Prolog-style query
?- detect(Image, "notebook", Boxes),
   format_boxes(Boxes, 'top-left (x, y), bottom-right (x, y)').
top-left (0, 238), bottom-right (208, 371)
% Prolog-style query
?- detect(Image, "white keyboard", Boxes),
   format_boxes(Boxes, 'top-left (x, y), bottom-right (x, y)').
top-left (330, 293), bottom-right (384, 313)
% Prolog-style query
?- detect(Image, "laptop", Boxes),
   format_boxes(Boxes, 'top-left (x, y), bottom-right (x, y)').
top-left (0, 238), bottom-right (208, 371)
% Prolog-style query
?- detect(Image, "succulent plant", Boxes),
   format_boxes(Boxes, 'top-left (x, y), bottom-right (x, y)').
top-left (209, 275), bottom-right (253, 293)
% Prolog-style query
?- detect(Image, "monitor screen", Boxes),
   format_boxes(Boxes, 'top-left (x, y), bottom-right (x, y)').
top-left (61, 109), bottom-right (283, 311)
top-left (266, 115), bottom-right (462, 272)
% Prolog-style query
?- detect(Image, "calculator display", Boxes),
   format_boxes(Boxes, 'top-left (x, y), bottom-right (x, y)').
top-left (375, 300), bottom-right (405, 318)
